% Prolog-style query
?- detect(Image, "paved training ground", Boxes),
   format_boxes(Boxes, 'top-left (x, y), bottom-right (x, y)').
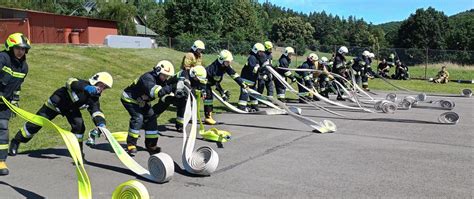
top-left (1, 91), bottom-right (473, 198)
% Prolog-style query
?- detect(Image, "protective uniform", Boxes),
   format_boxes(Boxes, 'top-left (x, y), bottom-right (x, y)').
top-left (295, 53), bottom-right (318, 101)
top-left (275, 47), bottom-right (297, 102)
top-left (9, 72), bottom-right (113, 159)
top-left (181, 40), bottom-right (205, 71)
top-left (433, 67), bottom-right (449, 83)
top-left (332, 46), bottom-right (349, 101)
top-left (238, 43), bottom-right (266, 112)
top-left (122, 61), bottom-right (174, 156)
top-left (351, 50), bottom-right (374, 90)
top-left (377, 59), bottom-right (390, 78)
top-left (314, 57), bottom-right (333, 99)
top-left (202, 50), bottom-right (245, 124)
top-left (152, 65), bottom-right (207, 131)
top-left (0, 33), bottom-right (30, 175)
top-left (392, 61), bottom-right (410, 80)
top-left (257, 41), bottom-right (275, 97)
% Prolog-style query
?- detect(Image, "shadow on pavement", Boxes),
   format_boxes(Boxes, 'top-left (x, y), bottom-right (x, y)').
top-left (0, 181), bottom-right (45, 199)
top-left (223, 123), bottom-right (306, 132)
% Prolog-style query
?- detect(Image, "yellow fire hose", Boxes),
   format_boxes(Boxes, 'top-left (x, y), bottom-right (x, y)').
top-left (97, 127), bottom-right (174, 183)
top-left (181, 92), bottom-right (219, 175)
top-left (1, 97), bottom-right (92, 199)
top-left (112, 180), bottom-right (149, 199)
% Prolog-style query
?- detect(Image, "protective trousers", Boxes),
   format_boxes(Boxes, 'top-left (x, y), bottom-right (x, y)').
top-left (152, 95), bottom-right (186, 129)
top-left (0, 104), bottom-right (11, 160)
top-left (257, 75), bottom-right (274, 97)
top-left (122, 100), bottom-right (159, 150)
top-left (12, 105), bottom-right (86, 146)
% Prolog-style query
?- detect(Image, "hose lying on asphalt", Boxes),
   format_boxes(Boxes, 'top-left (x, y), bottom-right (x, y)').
top-left (267, 66), bottom-right (348, 117)
top-left (212, 90), bottom-right (287, 115)
top-left (438, 112), bottom-right (460, 124)
top-left (98, 127), bottom-right (174, 183)
top-left (1, 97), bottom-right (92, 199)
top-left (112, 180), bottom-right (149, 199)
top-left (196, 92), bottom-right (231, 143)
top-left (181, 91), bottom-right (219, 176)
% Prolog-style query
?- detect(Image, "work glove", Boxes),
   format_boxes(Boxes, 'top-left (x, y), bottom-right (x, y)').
top-left (291, 76), bottom-right (297, 83)
top-left (158, 85), bottom-right (173, 98)
top-left (175, 81), bottom-right (188, 98)
top-left (201, 89), bottom-right (207, 99)
top-left (253, 64), bottom-right (260, 74)
top-left (84, 85), bottom-right (98, 95)
top-left (222, 90), bottom-right (230, 102)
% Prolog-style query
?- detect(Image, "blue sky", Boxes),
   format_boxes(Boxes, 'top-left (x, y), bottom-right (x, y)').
top-left (262, 0), bottom-right (473, 24)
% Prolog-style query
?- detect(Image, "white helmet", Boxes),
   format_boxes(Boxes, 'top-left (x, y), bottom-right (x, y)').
top-left (191, 40), bottom-right (205, 52)
top-left (320, 56), bottom-right (329, 63)
top-left (369, 52), bottom-right (375, 58)
top-left (308, 53), bottom-right (318, 62)
top-left (89, 72), bottom-right (113, 88)
top-left (154, 60), bottom-right (175, 76)
top-left (283, 47), bottom-right (295, 56)
top-left (252, 43), bottom-right (265, 54)
top-left (218, 50), bottom-right (233, 64)
top-left (338, 46), bottom-right (348, 54)
top-left (362, 50), bottom-right (371, 57)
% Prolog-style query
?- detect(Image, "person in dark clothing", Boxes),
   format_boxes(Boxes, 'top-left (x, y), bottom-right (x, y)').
top-left (257, 41), bottom-right (275, 98)
top-left (121, 60), bottom-right (175, 156)
top-left (295, 53), bottom-right (318, 103)
top-left (377, 59), bottom-right (390, 78)
top-left (331, 46), bottom-right (349, 101)
top-left (9, 72), bottom-right (113, 159)
top-left (391, 60), bottom-right (410, 80)
top-left (238, 43), bottom-right (267, 112)
top-left (275, 47), bottom-right (297, 102)
top-left (0, 33), bottom-right (31, 175)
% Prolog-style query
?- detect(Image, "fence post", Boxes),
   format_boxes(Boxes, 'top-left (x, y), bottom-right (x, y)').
top-left (168, 37), bottom-right (172, 49)
top-left (425, 48), bottom-right (428, 80)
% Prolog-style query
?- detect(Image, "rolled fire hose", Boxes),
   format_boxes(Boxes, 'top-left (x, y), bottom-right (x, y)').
top-left (386, 93), bottom-right (397, 102)
top-left (98, 127), bottom-right (174, 183)
top-left (438, 112), bottom-right (460, 124)
top-left (1, 97), bottom-right (92, 199)
top-left (181, 92), bottom-right (219, 176)
top-left (211, 90), bottom-right (287, 115)
top-left (429, 100), bottom-right (456, 110)
top-left (243, 82), bottom-right (337, 133)
top-left (266, 66), bottom-right (348, 117)
top-left (462, 89), bottom-right (472, 97)
top-left (373, 100), bottom-right (398, 113)
top-left (112, 180), bottom-right (149, 199)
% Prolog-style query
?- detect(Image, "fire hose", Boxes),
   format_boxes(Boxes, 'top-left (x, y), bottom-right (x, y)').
top-left (181, 91), bottom-right (219, 175)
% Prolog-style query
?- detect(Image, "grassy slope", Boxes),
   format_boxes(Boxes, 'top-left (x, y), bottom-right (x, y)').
top-left (12, 45), bottom-right (474, 151)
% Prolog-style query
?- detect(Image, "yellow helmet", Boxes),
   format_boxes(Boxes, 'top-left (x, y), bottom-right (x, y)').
top-left (89, 72), bottom-right (113, 88)
top-left (252, 43), bottom-right (265, 54)
top-left (5, 33), bottom-right (31, 51)
top-left (154, 60), bottom-right (175, 76)
top-left (191, 40), bottom-right (205, 51)
top-left (264, 41), bottom-right (273, 50)
top-left (308, 53), bottom-right (319, 62)
top-left (283, 47), bottom-right (295, 56)
top-left (218, 50), bottom-right (233, 63)
top-left (190, 65), bottom-right (208, 84)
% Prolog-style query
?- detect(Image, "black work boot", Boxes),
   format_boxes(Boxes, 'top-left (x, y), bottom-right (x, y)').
top-left (336, 95), bottom-right (346, 101)
top-left (175, 123), bottom-right (183, 132)
top-left (8, 139), bottom-right (20, 156)
top-left (250, 105), bottom-right (260, 112)
top-left (147, 146), bottom-right (161, 155)
top-left (237, 105), bottom-right (249, 112)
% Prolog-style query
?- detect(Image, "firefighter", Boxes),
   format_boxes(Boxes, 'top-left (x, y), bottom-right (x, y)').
top-left (275, 47), bottom-right (297, 102)
top-left (181, 40), bottom-right (205, 79)
top-left (392, 60), bottom-right (410, 80)
top-left (332, 46), bottom-right (349, 101)
top-left (0, 33), bottom-right (31, 175)
top-left (201, 50), bottom-right (247, 125)
top-left (152, 64), bottom-right (208, 132)
top-left (351, 50), bottom-right (373, 91)
top-left (433, 66), bottom-right (449, 83)
top-left (314, 56), bottom-right (333, 99)
top-left (257, 41), bottom-right (275, 98)
top-left (238, 43), bottom-right (267, 112)
top-left (387, 53), bottom-right (396, 68)
top-left (295, 53), bottom-right (318, 103)
top-left (377, 59), bottom-right (390, 78)
top-left (9, 72), bottom-right (113, 158)
top-left (121, 60), bottom-right (175, 156)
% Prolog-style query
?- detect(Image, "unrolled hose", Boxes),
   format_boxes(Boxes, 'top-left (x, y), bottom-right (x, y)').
top-left (112, 180), bottom-right (149, 199)
top-left (1, 97), bottom-right (92, 199)
top-left (98, 127), bottom-right (174, 183)
top-left (181, 92), bottom-right (219, 176)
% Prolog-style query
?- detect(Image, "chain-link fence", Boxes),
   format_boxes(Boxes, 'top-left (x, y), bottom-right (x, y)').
top-left (155, 36), bottom-right (474, 79)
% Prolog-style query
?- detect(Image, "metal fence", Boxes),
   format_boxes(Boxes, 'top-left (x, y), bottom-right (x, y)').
top-left (155, 36), bottom-right (474, 79)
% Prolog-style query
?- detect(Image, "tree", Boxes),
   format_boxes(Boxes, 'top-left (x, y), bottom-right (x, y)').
top-left (446, 9), bottom-right (474, 50)
top-left (396, 7), bottom-right (449, 49)
top-left (95, 3), bottom-right (137, 36)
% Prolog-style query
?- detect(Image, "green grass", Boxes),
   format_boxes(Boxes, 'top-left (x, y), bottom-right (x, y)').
top-left (9, 44), bottom-right (474, 152)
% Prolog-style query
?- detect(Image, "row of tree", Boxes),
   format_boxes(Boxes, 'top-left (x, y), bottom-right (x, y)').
top-left (1, 0), bottom-right (472, 55)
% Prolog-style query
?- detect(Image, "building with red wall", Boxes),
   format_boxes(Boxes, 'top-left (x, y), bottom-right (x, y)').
top-left (0, 7), bottom-right (118, 44)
